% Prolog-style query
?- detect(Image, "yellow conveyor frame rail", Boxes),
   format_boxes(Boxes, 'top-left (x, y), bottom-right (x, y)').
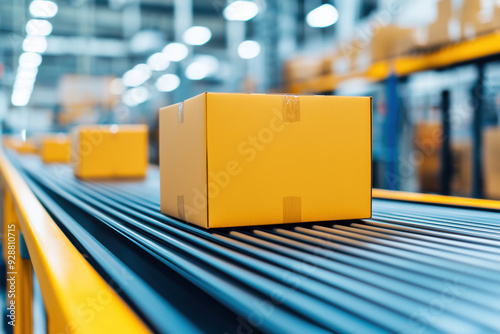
top-left (373, 188), bottom-right (500, 211)
top-left (0, 148), bottom-right (150, 334)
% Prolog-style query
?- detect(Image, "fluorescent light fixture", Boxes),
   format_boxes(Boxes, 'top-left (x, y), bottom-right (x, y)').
top-left (197, 55), bottom-right (219, 74)
top-left (185, 55), bottom-right (218, 80)
top-left (147, 52), bottom-right (170, 71)
top-left (11, 88), bottom-right (32, 107)
top-left (306, 4), bottom-right (339, 28)
top-left (26, 19), bottom-right (53, 36)
top-left (183, 26), bottom-right (212, 46)
top-left (122, 87), bottom-right (151, 106)
top-left (23, 36), bottom-right (47, 53)
top-left (237, 40), bottom-right (261, 59)
top-left (14, 79), bottom-right (36, 89)
top-left (11, 95), bottom-right (29, 107)
top-left (155, 74), bottom-right (180, 92)
top-left (29, 0), bottom-right (58, 18)
top-left (223, 1), bottom-right (259, 21)
top-left (13, 87), bottom-right (34, 95)
top-left (16, 70), bottom-right (38, 81)
top-left (185, 61), bottom-right (209, 80)
top-left (19, 52), bottom-right (42, 68)
top-left (162, 43), bottom-right (189, 62)
top-left (122, 64), bottom-right (152, 87)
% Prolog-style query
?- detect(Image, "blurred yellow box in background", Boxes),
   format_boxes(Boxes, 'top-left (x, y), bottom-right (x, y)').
top-left (451, 141), bottom-right (472, 197)
top-left (41, 135), bottom-right (71, 163)
top-left (160, 93), bottom-right (372, 228)
top-left (72, 124), bottom-right (148, 179)
top-left (414, 122), bottom-right (442, 193)
top-left (2, 137), bottom-right (38, 154)
top-left (484, 127), bottom-right (500, 200)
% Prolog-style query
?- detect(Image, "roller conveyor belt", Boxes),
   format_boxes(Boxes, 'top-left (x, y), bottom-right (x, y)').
top-left (9, 153), bottom-right (500, 334)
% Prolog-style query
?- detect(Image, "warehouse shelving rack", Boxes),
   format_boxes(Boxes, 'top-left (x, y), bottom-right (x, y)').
top-left (288, 32), bottom-right (500, 197)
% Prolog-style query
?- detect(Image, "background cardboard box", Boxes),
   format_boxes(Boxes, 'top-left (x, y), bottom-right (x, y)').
top-left (426, 0), bottom-right (459, 47)
top-left (414, 122), bottom-right (442, 193)
top-left (451, 141), bottom-right (472, 197)
top-left (483, 127), bottom-right (500, 200)
top-left (41, 135), bottom-right (71, 164)
top-left (2, 137), bottom-right (38, 154)
top-left (371, 25), bottom-right (415, 61)
top-left (72, 124), bottom-right (148, 179)
top-left (160, 93), bottom-right (372, 228)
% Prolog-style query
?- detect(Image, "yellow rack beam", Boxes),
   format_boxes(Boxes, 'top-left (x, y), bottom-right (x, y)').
top-left (373, 188), bottom-right (500, 211)
top-left (0, 149), bottom-right (150, 334)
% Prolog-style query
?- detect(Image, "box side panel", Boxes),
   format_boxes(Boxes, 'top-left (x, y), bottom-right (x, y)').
top-left (160, 94), bottom-right (207, 227)
top-left (298, 95), bottom-right (372, 221)
top-left (78, 129), bottom-right (114, 178)
top-left (369, 96), bottom-right (373, 218)
top-left (41, 139), bottom-right (71, 163)
top-left (114, 125), bottom-right (148, 177)
top-left (206, 94), bottom-right (371, 227)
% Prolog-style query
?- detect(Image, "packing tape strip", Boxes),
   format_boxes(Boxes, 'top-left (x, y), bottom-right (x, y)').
top-left (177, 195), bottom-right (186, 220)
top-left (283, 196), bottom-right (301, 223)
top-left (282, 95), bottom-right (300, 122)
top-left (178, 102), bottom-right (184, 125)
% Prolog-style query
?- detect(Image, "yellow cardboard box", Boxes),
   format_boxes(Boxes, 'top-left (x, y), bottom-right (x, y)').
top-left (451, 141), bottom-right (472, 197)
top-left (414, 122), bottom-right (442, 193)
top-left (159, 93), bottom-right (372, 228)
top-left (371, 25), bottom-right (415, 61)
top-left (484, 127), bottom-right (500, 200)
top-left (427, 0), bottom-right (454, 47)
top-left (72, 124), bottom-right (148, 179)
top-left (41, 135), bottom-right (71, 163)
top-left (2, 137), bottom-right (38, 154)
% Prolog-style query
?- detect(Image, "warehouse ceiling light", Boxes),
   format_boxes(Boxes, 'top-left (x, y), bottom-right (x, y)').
top-left (155, 74), bottom-right (180, 92)
top-left (223, 1), bottom-right (259, 21)
top-left (11, 94), bottom-right (29, 107)
top-left (306, 4), bottom-right (339, 28)
top-left (238, 40), bottom-right (261, 59)
top-left (22, 36), bottom-right (47, 53)
top-left (29, 0), bottom-right (58, 18)
top-left (185, 55), bottom-right (218, 80)
top-left (185, 61), bottom-right (209, 80)
top-left (122, 64), bottom-right (152, 87)
top-left (14, 86), bottom-right (34, 95)
top-left (19, 52), bottom-right (42, 68)
top-left (162, 43), bottom-right (189, 62)
top-left (14, 78), bottom-right (36, 89)
top-left (183, 26), bottom-right (212, 46)
top-left (26, 19), bottom-right (53, 36)
top-left (147, 52), bottom-right (170, 71)
top-left (11, 88), bottom-right (32, 107)
top-left (122, 87), bottom-right (151, 107)
top-left (16, 69), bottom-right (38, 80)
top-left (12, 52), bottom-right (40, 107)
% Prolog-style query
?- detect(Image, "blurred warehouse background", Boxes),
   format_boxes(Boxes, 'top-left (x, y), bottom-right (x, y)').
top-left (0, 0), bottom-right (499, 199)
